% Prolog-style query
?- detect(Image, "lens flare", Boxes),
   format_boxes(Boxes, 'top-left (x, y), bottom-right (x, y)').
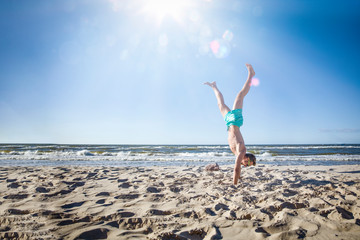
top-left (251, 78), bottom-right (260, 87)
top-left (222, 30), bottom-right (233, 42)
top-left (210, 39), bottom-right (230, 58)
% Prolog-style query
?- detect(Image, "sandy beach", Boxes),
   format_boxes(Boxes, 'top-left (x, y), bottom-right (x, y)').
top-left (1, 164), bottom-right (360, 239)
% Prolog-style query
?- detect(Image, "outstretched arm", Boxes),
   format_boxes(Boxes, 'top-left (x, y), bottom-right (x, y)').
top-left (233, 144), bottom-right (246, 185)
top-left (233, 155), bottom-right (242, 185)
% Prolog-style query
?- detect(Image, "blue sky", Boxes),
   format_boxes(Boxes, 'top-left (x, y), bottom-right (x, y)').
top-left (0, 0), bottom-right (359, 144)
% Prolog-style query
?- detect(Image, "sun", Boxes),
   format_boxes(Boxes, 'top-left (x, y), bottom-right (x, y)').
top-left (140, 0), bottom-right (192, 25)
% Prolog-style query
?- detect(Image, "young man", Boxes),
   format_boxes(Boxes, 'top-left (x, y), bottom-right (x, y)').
top-left (204, 63), bottom-right (256, 185)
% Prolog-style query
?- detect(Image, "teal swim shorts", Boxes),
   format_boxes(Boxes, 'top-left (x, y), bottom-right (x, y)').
top-left (224, 109), bottom-right (243, 130)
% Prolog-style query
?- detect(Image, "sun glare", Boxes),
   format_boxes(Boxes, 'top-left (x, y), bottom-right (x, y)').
top-left (140, 0), bottom-right (192, 25)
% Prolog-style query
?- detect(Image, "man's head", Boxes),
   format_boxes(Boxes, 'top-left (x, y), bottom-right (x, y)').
top-left (242, 153), bottom-right (256, 167)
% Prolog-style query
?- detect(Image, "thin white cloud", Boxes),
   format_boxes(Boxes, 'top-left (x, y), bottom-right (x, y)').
top-left (319, 128), bottom-right (360, 133)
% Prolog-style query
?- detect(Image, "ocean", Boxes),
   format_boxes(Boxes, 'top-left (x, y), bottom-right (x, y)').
top-left (0, 144), bottom-right (360, 167)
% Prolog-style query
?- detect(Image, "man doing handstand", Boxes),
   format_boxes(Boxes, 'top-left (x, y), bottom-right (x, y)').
top-left (204, 63), bottom-right (256, 185)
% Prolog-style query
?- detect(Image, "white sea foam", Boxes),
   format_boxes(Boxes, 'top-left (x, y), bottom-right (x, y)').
top-left (1, 150), bottom-right (359, 163)
top-left (257, 154), bottom-right (360, 162)
top-left (247, 145), bottom-right (360, 150)
top-left (76, 150), bottom-right (94, 156)
top-left (259, 151), bottom-right (272, 157)
top-left (1, 144), bottom-right (359, 166)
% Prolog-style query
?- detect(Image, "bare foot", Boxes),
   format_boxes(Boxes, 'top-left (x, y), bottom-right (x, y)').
top-left (246, 64), bottom-right (255, 78)
top-left (203, 81), bottom-right (217, 88)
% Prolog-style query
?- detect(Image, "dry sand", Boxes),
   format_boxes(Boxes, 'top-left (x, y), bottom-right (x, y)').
top-left (1, 164), bottom-right (360, 239)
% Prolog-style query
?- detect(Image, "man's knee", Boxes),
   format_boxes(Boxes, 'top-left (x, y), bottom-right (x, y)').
top-left (218, 103), bottom-right (226, 110)
top-left (219, 105), bottom-right (230, 116)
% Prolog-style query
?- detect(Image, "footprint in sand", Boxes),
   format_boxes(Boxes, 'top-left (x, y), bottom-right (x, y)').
top-left (215, 203), bottom-right (229, 211)
top-left (86, 172), bottom-right (97, 179)
top-left (75, 228), bottom-right (109, 240)
top-left (204, 208), bottom-right (216, 216)
top-left (174, 210), bottom-right (199, 219)
top-left (57, 220), bottom-right (75, 226)
top-left (118, 182), bottom-right (131, 188)
top-left (36, 187), bottom-right (50, 193)
top-left (280, 202), bottom-right (307, 210)
top-left (177, 228), bottom-right (207, 239)
top-left (335, 206), bottom-right (354, 219)
top-left (262, 202), bottom-right (307, 214)
top-left (61, 201), bottom-right (86, 209)
top-left (96, 199), bottom-right (106, 204)
top-left (7, 182), bottom-right (20, 188)
top-left (147, 209), bottom-right (172, 216)
top-left (146, 187), bottom-right (161, 193)
top-left (115, 194), bottom-right (139, 200)
top-left (308, 207), bottom-right (319, 212)
top-left (107, 217), bottom-right (151, 230)
top-left (96, 192), bottom-right (110, 197)
top-left (164, 175), bottom-right (175, 179)
top-left (289, 183), bottom-right (303, 188)
top-left (4, 194), bottom-right (29, 200)
top-left (118, 212), bottom-right (135, 218)
top-left (255, 227), bottom-right (271, 237)
top-left (57, 216), bottom-right (92, 226)
top-left (45, 189), bottom-right (74, 198)
top-left (99, 211), bottom-right (136, 222)
top-left (147, 194), bottom-right (165, 202)
top-left (118, 178), bottom-right (129, 183)
top-left (282, 189), bottom-right (298, 197)
top-left (6, 209), bottom-right (30, 215)
top-left (319, 209), bottom-right (332, 217)
top-left (169, 186), bottom-right (183, 193)
top-left (62, 181), bottom-right (85, 189)
top-left (6, 178), bottom-right (17, 183)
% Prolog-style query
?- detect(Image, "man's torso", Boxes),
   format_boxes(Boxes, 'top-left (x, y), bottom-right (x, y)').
top-left (227, 126), bottom-right (244, 155)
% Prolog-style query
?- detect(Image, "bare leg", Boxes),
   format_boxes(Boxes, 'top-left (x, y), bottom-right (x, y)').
top-left (204, 81), bottom-right (231, 117)
top-left (232, 64), bottom-right (255, 110)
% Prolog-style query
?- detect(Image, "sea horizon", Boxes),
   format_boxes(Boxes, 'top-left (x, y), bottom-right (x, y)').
top-left (1, 143), bottom-right (360, 167)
